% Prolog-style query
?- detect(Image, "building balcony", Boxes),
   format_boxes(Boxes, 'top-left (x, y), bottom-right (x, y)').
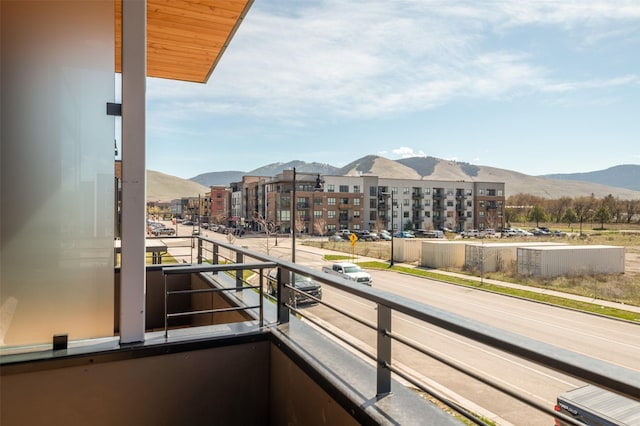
top-left (3, 237), bottom-right (638, 426)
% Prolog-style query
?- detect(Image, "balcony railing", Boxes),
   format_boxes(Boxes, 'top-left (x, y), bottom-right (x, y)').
top-left (182, 236), bottom-right (640, 425)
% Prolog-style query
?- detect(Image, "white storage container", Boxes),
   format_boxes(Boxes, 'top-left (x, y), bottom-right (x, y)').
top-left (393, 238), bottom-right (423, 263)
top-left (517, 245), bottom-right (625, 277)
top-left (421, 241), bottom-right (467, 268)
top-left (465, 242), bottom-right (564, 273)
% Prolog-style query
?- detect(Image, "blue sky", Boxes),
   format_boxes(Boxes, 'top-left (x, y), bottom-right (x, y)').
top-left (143, 0), bottom-right (640, 180)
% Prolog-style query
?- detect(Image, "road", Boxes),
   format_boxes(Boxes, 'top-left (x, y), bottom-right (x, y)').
top-left (162, 226), bottom-right (640, 425)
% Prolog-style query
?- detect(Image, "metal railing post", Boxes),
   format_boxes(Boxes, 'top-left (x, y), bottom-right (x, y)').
top-left (277, 267), bottom-right (290, 324)
top-left (259, 269), bottom-right (264, 327)
top-left (197, 237), bottom-right (203, 264)
top-left (213, 243), bottom-right (219, 266)
top-left (164, 275), bottom-right (168, 338)
top-left (235, 251), bottom-right (244, 291)
top-left (377, 303), bottom-right (392, 397)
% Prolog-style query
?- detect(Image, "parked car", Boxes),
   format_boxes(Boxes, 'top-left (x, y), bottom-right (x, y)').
top-left (461, 229), bottom-right (480, 238)
top-left (532, 228), bottom-right (550, 236)
top-left (152, 227), bottom-right (175, 236)
top-left (266, 270), bottom-right (322, 305)
top-left (415, 229), bottom-right (444, 238)
top-left (354, 230), bottom-right (374, 241)
top-left (328, 234), bottom-right (343, 242)
top-left (393, 231), bottom-right (415, 238)
top-left (379, 232), bottom-right (392, 241)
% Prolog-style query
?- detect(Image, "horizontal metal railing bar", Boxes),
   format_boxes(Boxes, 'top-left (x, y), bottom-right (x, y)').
top-left (383, 361), bottom-right (497, 426)
top-left (288, 306), bottom-right (377, 363)
top-left (167, 285), bottom-right (260, 296)
top-left (386, 331), bottom-right (584, 426)
top-left (167, 305), bottom-right (261, 318)
top-left (283, 282), bottom-right (377, 331)
top-left (196, 236), bottom-right (640, 401)
top-left (162, 262), bottom-right (276, 274)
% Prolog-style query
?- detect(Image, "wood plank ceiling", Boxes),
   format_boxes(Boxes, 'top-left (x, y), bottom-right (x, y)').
top-left (115, 0), bottom-right (253, 83)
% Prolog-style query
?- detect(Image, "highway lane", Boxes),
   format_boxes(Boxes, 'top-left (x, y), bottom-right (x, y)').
top-left (303, 268), bottom-right (639, 425)
top-left (166, 230), bottom-right (640, 424)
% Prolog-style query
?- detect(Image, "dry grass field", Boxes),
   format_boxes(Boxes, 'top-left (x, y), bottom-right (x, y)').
top-left (303, 224), bottom-right (640, 307)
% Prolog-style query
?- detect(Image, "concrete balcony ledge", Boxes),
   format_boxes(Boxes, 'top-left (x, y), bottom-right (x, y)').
top-left (1, 316), bottom-right (457, 425)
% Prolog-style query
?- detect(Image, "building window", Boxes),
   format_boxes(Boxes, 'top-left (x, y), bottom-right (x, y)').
top-left (370, 199), bottom-right (377, 208)
top-left (479, 189), bottom-right (485, 195)
top-left (425, 211), bottom-right (431, 218)
top-left (328, 210), bottom-right (336, 219)
top-left (353, 198), bottom-right (360, 206)
top-left (328, 197), bottom-right (336, 206)
top-left (353, 185), bottom-right (360, 193)
top-left (370, 211), bottom-right (377, 220)
top-left (314, 210), bottom-right (323, 218)
top-left (497, 189), bottom-right (503, 196)
top-left (370, 186), bottom-right (377, 196)
top-left (341, 198), bottom-right (349, 205)
top-left (403, 199), bottom-right (409, 206)
top-left (467, 201), bottom-right (472, 207)
top-left (353, 211), bottom-right (360, 218)
top-left (404, 211), bottom-right (410, 218)
top-left (280, 210), bottom-right (290, 221)
top-left (339, 185), bottom-right (349, 192)
top-left (327, 224), bottom-right (336, 232)
top-left (328, 184), bottom-right (335, 192)
top-left (353, 224), bottom-right (361, 230)
top-left (392, 187), bottom-right (398, 195)
top-left (479, 211), bottom-right (485, 217)
top-left (423, 187), bottom-right (431, 195)
top-left (403, 187), bottom-right (409, 194)
top-left (424, 199), bottom-right (431, 206)
top-left (446, 200), bottom-right (453, 207)
top-left (467, 211), bottom-right (472, 217)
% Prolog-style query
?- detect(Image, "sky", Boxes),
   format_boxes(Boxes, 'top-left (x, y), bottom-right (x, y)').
top-left (142, 0), bottom-right (640, 180)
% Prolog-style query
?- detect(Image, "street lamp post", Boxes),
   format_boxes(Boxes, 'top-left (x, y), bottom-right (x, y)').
top-left (291, 167), bottom-right (296, 263)
top-left (381, 191), bottom-right (395, 266)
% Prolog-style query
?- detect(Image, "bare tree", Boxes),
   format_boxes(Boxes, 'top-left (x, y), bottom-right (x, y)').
top-left (255, 213), bottom-right (278, 254)
top-left (573, 195), bottom-right (596, 235)
top-left (545, 197), bottom-right (572, 223)
top-left (313, 218), bottom-right (327, 237)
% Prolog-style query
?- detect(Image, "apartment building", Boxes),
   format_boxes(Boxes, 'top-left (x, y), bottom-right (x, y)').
top-left (230, 173), bottom-right (505, 234)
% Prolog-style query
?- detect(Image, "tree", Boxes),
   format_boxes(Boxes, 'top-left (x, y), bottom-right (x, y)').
top-left (562, 208), bottom-right (578, 229)
top-left (313, 218), bottom-right (327, 237)
top-left (572, 195), bottom-right (596, 235)
top-left (593, 206), bottom-right (611, 229)
top-left (623, 199), bottom-right (640, 224)
top-left (528, 204), bottom-right (547, 227)
top-left (546, 197), bottom-right (572, 223)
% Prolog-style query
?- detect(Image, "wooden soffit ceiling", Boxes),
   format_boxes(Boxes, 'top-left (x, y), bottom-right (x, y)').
top-left (115, 0), bottom-right (253, 83)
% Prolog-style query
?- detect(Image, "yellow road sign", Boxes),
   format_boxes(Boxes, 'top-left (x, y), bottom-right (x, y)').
top-left (349, 233), bottom-right (358, 243)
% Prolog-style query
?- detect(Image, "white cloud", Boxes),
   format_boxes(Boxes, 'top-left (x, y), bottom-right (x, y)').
top-left (392, 147), bottom-right (426, 159)
top-left (147, 0), bottom-right (640, 123)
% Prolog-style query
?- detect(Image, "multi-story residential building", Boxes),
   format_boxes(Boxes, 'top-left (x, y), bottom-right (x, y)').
top-left (205, 186), bottom-right (232, 225)
top-left (230, 174), bottom-right (505, 234)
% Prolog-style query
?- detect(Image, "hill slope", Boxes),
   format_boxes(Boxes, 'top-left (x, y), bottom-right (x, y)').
top-left (148, 157), bottom-right (640, 201)
top-left (541, 164), bottom-right (640, 192)
top-left (147, 170), bottom-right (209, 202)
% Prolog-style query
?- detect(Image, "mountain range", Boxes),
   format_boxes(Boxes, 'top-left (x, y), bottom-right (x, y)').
top-left (147, 156), bottom-right (640, 202)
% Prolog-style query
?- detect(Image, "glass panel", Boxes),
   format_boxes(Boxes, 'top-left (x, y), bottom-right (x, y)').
top-left (1, 1), bottom-right (115, 348)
